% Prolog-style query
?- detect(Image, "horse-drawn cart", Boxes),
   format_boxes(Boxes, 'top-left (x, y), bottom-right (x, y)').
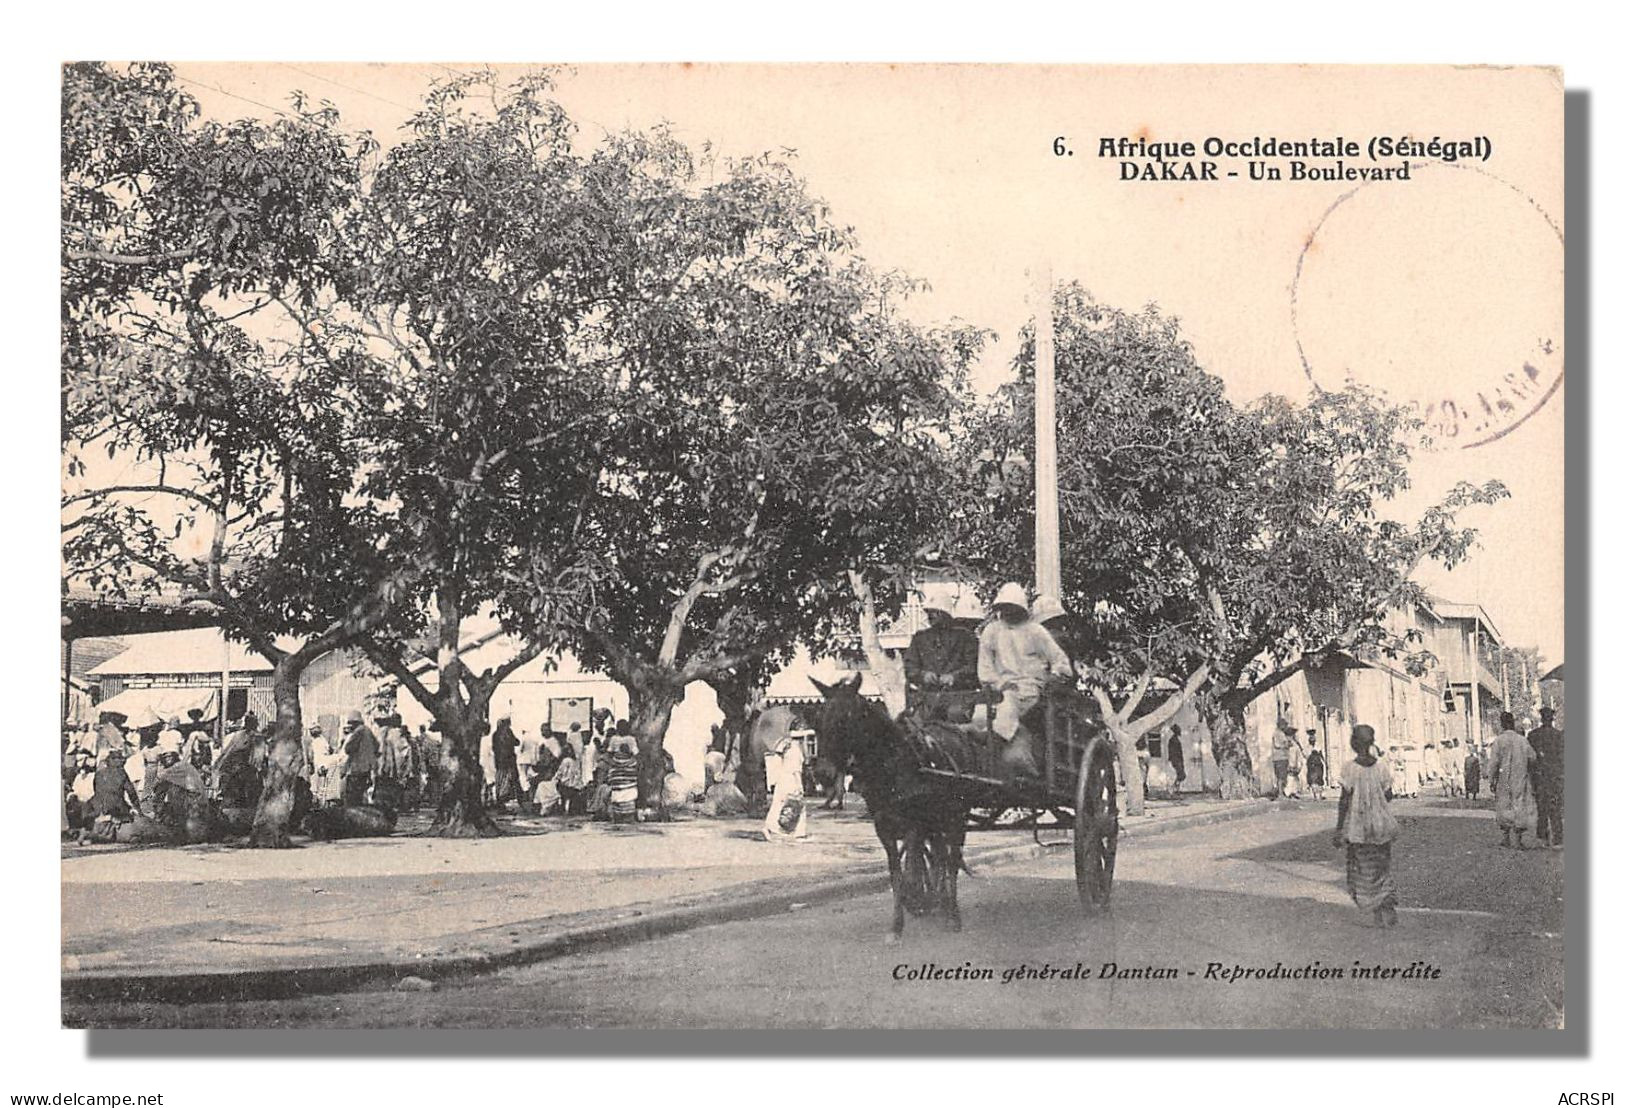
top-left (896, 685), bottom-right (1119, 914)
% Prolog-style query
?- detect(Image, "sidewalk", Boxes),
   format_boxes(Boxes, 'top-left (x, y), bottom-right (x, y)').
top-left (62, 794), bottom-right (1270, 1003)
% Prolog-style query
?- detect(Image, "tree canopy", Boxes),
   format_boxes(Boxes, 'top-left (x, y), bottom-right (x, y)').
top-left (63, 67), bottom-right (1511, 832)
top-left (953, 282), bottom-right (1507, 810)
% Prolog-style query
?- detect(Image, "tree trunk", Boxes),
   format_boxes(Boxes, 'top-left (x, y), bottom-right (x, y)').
top-left (628, 680), bottom-right (682, 813)
top-left (248, 654), bottom-right (311, 848)
top-left (430, 710), bottom-right (498, 837)
top-left (712, 678), bottom-right (752, 755)
top-left (1110, 726), bottom-right (1148, 817)
top-left (849, 570), bottom-right (906, 719)
top-left (1203, 700), bottom-right (1261, 800)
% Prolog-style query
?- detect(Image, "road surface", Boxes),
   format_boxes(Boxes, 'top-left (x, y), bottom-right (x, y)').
top-left (66, 796), bottom-right (1563, 1029)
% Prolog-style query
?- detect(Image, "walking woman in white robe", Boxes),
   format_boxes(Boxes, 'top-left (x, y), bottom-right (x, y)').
top-left (1489, 712), bottom-right (1538, 849)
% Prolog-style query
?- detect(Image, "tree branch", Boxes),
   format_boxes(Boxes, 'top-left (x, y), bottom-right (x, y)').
top-left (62, 484), bottom-right (223, 514)
top-left (474, 639), bottom-right (547, 706)
top-left (64, 244), bottom-right (201, 265)
top-left (361, 637), bottom-right (438, 713)
top-left (1121, 662), bottom-right (1211, 739)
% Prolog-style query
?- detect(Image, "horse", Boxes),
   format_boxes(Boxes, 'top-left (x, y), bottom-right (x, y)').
top-left (809, 674), bottom-right (968, 942)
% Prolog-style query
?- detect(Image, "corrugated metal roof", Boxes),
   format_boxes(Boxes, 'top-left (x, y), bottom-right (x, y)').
top-left (87, 628), bottom-right (295, 676)
top-left (62, 637), bottom-right (128, 682)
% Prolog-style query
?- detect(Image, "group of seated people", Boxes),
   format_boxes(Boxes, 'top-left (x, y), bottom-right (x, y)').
top-left (61, 707), bottom-right (419, 844)
top-left (495, 713), bottom-right (699, 825)
top-left (62, 713), bottom-right (225, 844)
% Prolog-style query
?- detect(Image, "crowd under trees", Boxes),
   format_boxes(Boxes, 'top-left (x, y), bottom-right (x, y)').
top-left (62, 64), bottom-right (1509, 838)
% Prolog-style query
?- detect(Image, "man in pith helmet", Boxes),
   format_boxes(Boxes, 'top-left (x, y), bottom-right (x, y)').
top-left (977, 582), bottom-right (1073, 779)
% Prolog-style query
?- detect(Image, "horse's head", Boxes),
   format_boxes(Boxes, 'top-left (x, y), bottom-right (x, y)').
top-left (810, 674), bottom-right (893, 776)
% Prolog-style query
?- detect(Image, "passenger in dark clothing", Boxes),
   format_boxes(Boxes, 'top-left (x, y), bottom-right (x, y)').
top-left (906, 606), bottom-right (981, 723)
top-left (906, 608), bottom-right (981, 693)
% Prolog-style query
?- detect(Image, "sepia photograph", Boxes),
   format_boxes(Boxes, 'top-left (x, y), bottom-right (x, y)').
top-left (57, 61), bottom-right (1567, 1032)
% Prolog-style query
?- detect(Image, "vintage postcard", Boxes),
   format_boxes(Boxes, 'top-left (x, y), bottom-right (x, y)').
top-left (60, 63), bottom-right (1566, 1030)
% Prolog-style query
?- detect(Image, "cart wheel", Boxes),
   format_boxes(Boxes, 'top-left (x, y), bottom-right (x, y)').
top-left (1074, 737), bottom-right (1118, 914)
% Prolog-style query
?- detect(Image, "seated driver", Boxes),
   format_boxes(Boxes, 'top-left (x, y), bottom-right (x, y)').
top-left (978, 583), bottom-right (1074, 778)
top-left (906, 604), bottom-right (980, 720)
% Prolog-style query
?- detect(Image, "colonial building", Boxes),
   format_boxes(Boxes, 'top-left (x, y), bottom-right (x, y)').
top-left (1230, 597), bottom-right (1506, 785)
top-left (87, 628), bottom-right (382, 735)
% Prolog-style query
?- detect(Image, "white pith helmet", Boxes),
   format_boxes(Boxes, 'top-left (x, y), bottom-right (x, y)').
top-left (992, 582), bottom-right (1030, 614)
top-left (1031, 593), bottom-right (1067, 623)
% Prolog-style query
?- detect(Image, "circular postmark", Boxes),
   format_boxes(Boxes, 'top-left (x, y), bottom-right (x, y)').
top-left (1291, 163), bottom-right (1563, 449)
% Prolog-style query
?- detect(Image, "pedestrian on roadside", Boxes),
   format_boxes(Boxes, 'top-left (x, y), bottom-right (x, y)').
top-left (555, 733), bottom-right (584, 818)
top-left (572, 723), bottom-right (596, 791)
top-left (1305, 730), bottom-right (1326, 801)
top-left (1464, 743), bottom-right (1482, 800)
top-left (1388, 745), bottom-right (1409, 798)
top-left (1167, 724), bottom-right (1187, 794)
top-left (516, 725), bottom-right (541, 810)
top-left (1528, 706), bottom-right (1564, 849)
top-left (1269, 716), bottom-right (1300, 800)
top-left (83, 740), bottom-right (141, 843)
top-left (1401, 745), bottom-right (1424, 798)
top-left (1285, 734), bottom-right (1305, 798)
top-left (420, 723), bottom-right (444, 807)
top-left (606, 724), bottom-right (640, 827)
top-left (340, 709), bottom-right (378, 807)
top-left (762, 729), bottom-right (809, 842)
top-left (489, 716), bottom-right (521, 811)
top-left (158, 717), bottom-right (185, 768)
top-left (1333, 723), bottom-right (1400, 929)
top-left (1488, 712), bottom-right (1538, 850)
top-left (215, 713), bottom-right (261, 808)
top-left (308, 725), bottom-right (344, 806)
top-left (531, 730), bottom-right (564, 815)
top-left (374, 715), bottom-right (416, 814)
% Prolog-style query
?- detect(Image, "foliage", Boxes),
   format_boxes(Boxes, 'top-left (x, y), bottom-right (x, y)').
top-left (1215, 386), bottom-right (1509, 710)
top-left (950, 283), bottom-right (1507, 808)
top-left (1486, 642), bottom-right (1553, 728)
top-left (62, 61), bottom-right (391, 656)
top-left (61, 62), bottom-right (401, 845)
top-left (495, 121), bottom-right (987, 793)
top-left (953, 284), bottom-right (1250, 691)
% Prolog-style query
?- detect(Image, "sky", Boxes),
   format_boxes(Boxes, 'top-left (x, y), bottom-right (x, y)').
top-left (167, 62), bottom-right (1567, 662)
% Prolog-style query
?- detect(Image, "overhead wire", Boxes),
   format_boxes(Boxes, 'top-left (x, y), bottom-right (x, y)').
top-left (277, 63), bottom-right (415, 113)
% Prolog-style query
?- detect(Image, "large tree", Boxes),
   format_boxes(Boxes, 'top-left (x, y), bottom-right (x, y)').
top-left (953, 284), bottom-right (1506, 812)
top-left (954, 286), bottom-right (1253, 813)
top-left (61, 62), bottom-right (396, 846)
top-left (533, 128), bottom-right (984, 804)
top-left (332, 71), bottom-right (616, 835)
top-left (1199, 384), bottom-right (1508, 736)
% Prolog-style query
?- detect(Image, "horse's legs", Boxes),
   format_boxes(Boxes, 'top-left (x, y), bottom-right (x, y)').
top-left (942, 823), bottom-right (966, 932)
top-left (902, 826), bottom-right (929, 916)
top-left (877, 815), bottom-right (907, 942)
